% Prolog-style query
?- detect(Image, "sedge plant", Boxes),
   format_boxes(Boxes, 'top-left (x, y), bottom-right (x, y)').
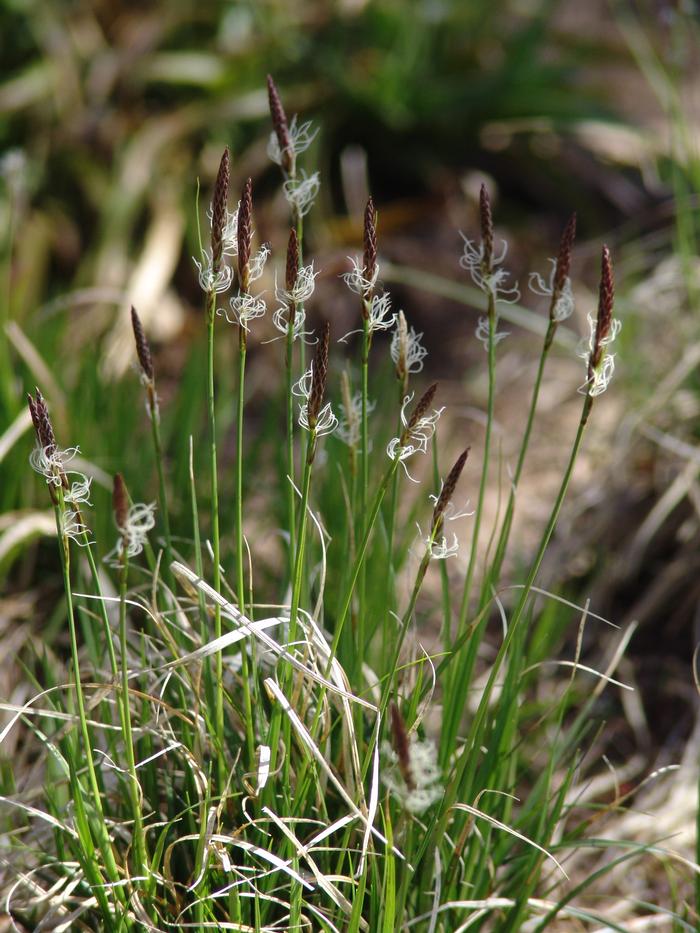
top-left (3, 74), bottom-right (696, 933)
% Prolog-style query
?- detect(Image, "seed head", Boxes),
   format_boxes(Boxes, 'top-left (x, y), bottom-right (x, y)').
top-left (267, 74), bottom-right (293, 174)
top-left (479, 183), bottom-right (494, 273)
top-left (432, 446), bottom-right (469, 531)
top-left (285, 228), bottom-right (299, 329)
top-left (112, 473), bottom-right (129, 532)
top-left (130, 306), bottom-right (154, 382)
top-left (553, 212), bottom-right (577, 296)
top-left (27, 393), bottom-right (41, 442)
top-left (362, 196), bottom-right (378, 299)
top-left (390, 703), bottom-right (414, 791)
top-left (308, 321), bottom-right (330, 428)
top-left (588, 245), bottom-right (615, 379)
top-left (211, 148), bottom-right (230, 274)
top-left (30, 388), bottom-right (57, 454)
top-left (404, 382), bottom-right (438, 438)
top-left (237, 177), bottom-right (253, 292)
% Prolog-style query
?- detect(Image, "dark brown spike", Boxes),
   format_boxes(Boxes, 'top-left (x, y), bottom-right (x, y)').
top-left (211, 148), bottom-right (230, 274)
top-left (113, 473), bottom-right (129, 531)
top-left (479, 183), bottom-right (494, 272)
top-left (34, 388), bottom-right (57, 454)
top-left (237, 177), bottom-right (253, 292)
top-left (285, 227), bottom-right (299, 328)
top-left (553, 212), bottom-right (577, 296)
top-left (588, 245), bottom-right (615, 378)
top-left (267, 74), bottom-right (293, 174)
top-left (390, 702), bottom-right (414, 790)
top-left (27, 393), bottom-right (41, 441)
top-left (362, 196), bottom-right (377, 294)
top-left (286, 227), bottom-right (299, 294)
top-left (432, 447), bottom-right (470, 530)
top-left (404, 382), bottom-right (438, 437)
top-left (308, 321), bottom-right (330, 428)
top-left (130, 306), bottom-right (154, 381)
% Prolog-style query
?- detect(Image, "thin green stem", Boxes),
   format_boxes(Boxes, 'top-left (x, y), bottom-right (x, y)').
top-left (457, 297), bottom-right (496, 631)
top-left (53, 501), bottom-right (123, 898)
top-left (148, 391), bottom-right (174, 591)
top-left (278, 428), bottom-right (315, 794)
top-left (117, 551), bottom-right (148, 881)
top-left (205, 289), bottom-right (225, 786)
top-left (357, 320), bottom-right (371, 666)
top-left (442, 298), bottom-right (497, 758)
top-left (235, 334), bottom-right (256, 766)
top-left (484, 319), bottom-right (555, 596)
top-left (285, 312), bottom-right (297, 585)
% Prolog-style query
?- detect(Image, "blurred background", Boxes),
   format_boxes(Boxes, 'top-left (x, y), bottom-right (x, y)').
top-left (2, 0), bottom-right (700, 872)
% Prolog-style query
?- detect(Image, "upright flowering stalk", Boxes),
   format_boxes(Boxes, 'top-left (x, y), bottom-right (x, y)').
top-left (377, 446), bottom-right (468, 720)
top-left (281, 325), bottom-right (334, 779)
top-left (582, 245), bottom-right (620, 407)
top-left (486, 213), bottom-right (578, 594)
top-left (283, 228), bottom-right (300, 579)
top-left (391, 310), bottom-right (427, 400)
top-left (202, 148), bottom-right (230, 780)
top-left (441, 246), bottom-right (621, 778)
top-left (267, 74), bottom-right (320, 250)
top-left (130, 306), bottom-right (173, 579)
top-left (26, 391), bottom-right (123, 898)
top-left (288, 325), bottom-right (334, 623)
top-left (457, 185), bottom-right (515, 634)
top-left (230, 177), bottom-right (261, 764)
top-left (345, 197), bottom-right (382, 656)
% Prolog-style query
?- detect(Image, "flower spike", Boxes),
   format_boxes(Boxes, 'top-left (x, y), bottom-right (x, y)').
top-left (211, 148), bottom-right (230, 275)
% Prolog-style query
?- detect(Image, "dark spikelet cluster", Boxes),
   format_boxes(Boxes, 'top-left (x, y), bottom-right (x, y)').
top-left (285, 228), bottom-right (299, 328)
top-left (362, 196), bottom-right (377, 294)
top-left (130, 306), bottom-right (154, 382)
top-left (308, 322), bottom-right (330, 428)
top-left (588, 245), bottom-right (615, 379)
top-left (554, 212), bottom-right (577, 296)
top-left (404, 382), bottom-right (438, 438)
top-left (112, 473), bottom-right (129, 532)
top-left (479, 183), bottom-right (494, 273)
top-left (211, 148), bottom-right (230, 274)
top-left (432, 447), bottom-right (469, 531)
top-left (237, 177), bottom-right (253, 291)
top-left (28, 388), bottom-right (57, 454)
top-left (286, 228), bottom-right (299, 294)
top-left (27, 393), bottom-right (40, 440)
top-left (267, 74), bottom-right (293, 174)
top-left (390, 703), bottom-right (414, 791)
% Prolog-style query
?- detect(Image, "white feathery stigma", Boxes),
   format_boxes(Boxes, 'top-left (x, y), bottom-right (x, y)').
top-left (193, 249), bottom-right (233, 294)
top-left (387, 393), bottom-right (444, 481)
top-left (460, 233), bottom-right (519, 350)
top-left (267, 115), bottom-right (318, 167)
top-left (106, 501), bottom-right (157, 565)
top-left (577, 313), bottom-right (622, 397)
top-left (221, 293), bottom-right (267, 332)
top-left (529, 259), bottom-right (575, 322)
top-left (207, 200), bottom-right (240, 257)
top-left (29, 445), bottom-right (79, 487)
top-left (293, 365), bottom-right (338, 437)
top-left (382, 735), bottom-right (442, 814)
top-left (336, 391), bottom-right (375, 448)
top-left (283, 171), bottom-right (320, 217)
top-left (391, 312), bottom-right (427, 375)
top-left (342, 255), bottom-right (379, 296)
